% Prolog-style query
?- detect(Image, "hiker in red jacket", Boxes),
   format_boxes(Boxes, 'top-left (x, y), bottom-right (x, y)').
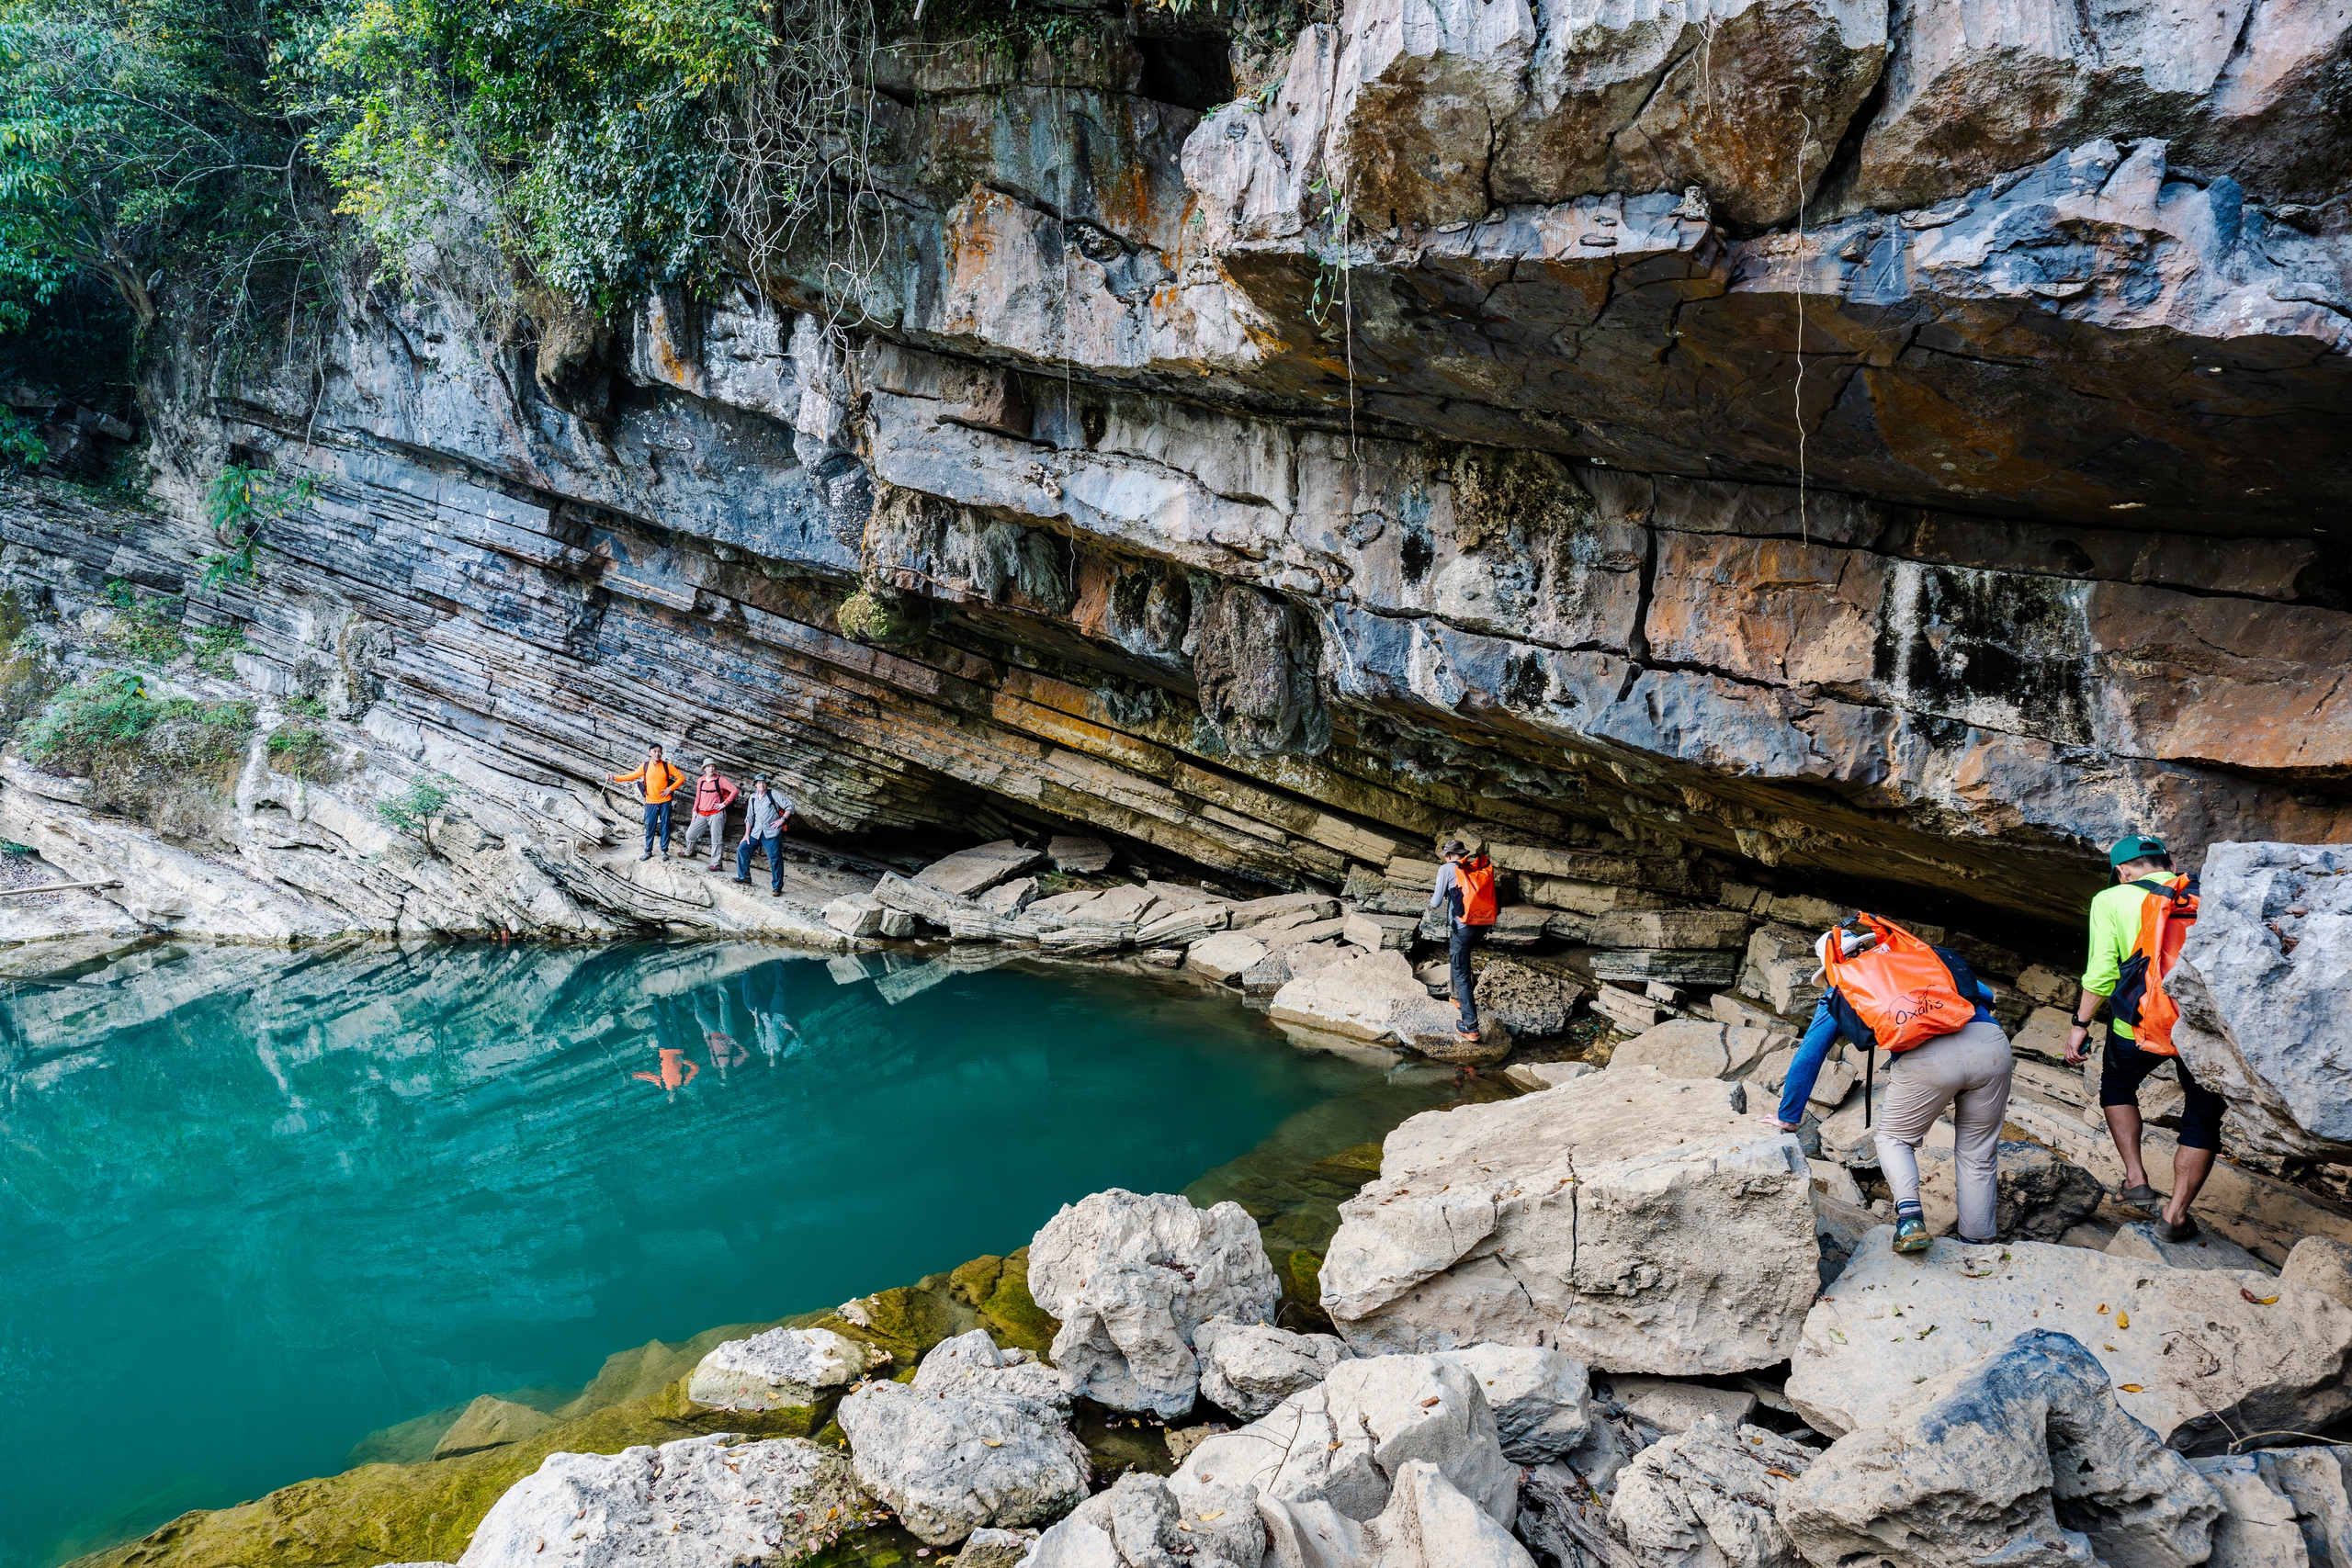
top-left (680, 760), bottom-right (741, 871)
top-left (1429, 840), bottom-right (1499, 1046)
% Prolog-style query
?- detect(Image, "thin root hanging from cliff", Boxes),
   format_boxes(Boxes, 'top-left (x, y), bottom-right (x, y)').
top-left (1792, 109), bottom-right (1813, 544)
top-left (719, 0), bottom-right (890, 335)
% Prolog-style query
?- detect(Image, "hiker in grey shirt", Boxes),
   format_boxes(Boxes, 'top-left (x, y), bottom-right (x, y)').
top-left (732, 775), bottom-right (795, 895)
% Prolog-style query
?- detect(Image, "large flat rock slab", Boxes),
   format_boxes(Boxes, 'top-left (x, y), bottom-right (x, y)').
top-left (913, 840), bottom-right (1046, 898)
top-left (1317, 1068), bottom-right (1817, 1375)
top-left (1786, 1229), bottom-right (2352, 1452)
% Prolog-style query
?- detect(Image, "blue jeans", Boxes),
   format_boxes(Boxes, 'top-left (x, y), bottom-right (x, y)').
top-left (737, 832), bottom-right (783, 892)
top-left (1450, 922), bottom-right (1480, 1032)
top-left (641, 801), bottom-right (673, 855)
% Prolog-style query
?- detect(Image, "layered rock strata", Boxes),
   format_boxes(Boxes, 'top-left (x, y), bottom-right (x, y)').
top-left (6, 0), bottom-right (2343, 948)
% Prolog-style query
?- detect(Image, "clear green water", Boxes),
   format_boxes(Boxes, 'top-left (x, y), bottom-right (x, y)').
top-left (0, 940), bottom-right (1411, 1568)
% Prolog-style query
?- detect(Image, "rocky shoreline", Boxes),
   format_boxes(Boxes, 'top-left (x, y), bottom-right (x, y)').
top-left (58, 834), bottom-right (2352, 1568)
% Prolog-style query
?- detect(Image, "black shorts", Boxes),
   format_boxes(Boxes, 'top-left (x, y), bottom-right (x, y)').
top-left (2099, 1034), bottom-right (2225, 1151)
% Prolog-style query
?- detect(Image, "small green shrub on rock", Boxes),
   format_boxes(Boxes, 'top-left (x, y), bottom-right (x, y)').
top-left (22, 673), bottom-right (255, 836)
top-left (97, 579), bottom-right (188, 664)
top-left (377, 774), bottom-right (455, 838)
top-left (836, 585), bottom-right (932, 646)
top-left (266, 724), bottom-right (341, 782)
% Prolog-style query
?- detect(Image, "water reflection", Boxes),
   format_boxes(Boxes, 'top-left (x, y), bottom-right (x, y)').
top-left (0, 941), bottom-right (1404, 1568)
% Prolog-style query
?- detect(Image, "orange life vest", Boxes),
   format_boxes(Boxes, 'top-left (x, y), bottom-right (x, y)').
top-left (1824, 913), bottom-right (1971, 1054)
top-left (1455, 855), bottom-right (1498, 926)
top-left (2110, 874), bottom-right (2199, 1056)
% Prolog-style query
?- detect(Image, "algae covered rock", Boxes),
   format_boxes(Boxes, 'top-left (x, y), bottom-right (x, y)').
top-left (456, 1433), bottom-right (867, 1567)
top-left (686, 1325), bottom-right (872, 1411)
top-left (431, 1395), bottom-right (555, 1459)
top-left (1028, 1189), bottom-right (1281, 1417)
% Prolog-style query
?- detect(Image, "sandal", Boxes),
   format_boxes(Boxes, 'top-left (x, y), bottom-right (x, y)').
top-left (2161, 1213), bottom-right (2201, 1244)
top-left (2113, 1183), bottom-right (2161, 1207)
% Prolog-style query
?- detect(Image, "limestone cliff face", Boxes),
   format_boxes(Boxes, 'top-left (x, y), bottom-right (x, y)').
top-left (26, 0), bottom-right (2351, 930)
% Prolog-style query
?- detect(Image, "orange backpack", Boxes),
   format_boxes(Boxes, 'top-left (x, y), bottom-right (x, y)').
top-left (1823, 913), bottom-right (1972, 1054)
top-left (1455, 855), bottom-right (1498, 927)
top-left (2110, 874), bottom-right (2199, 1056)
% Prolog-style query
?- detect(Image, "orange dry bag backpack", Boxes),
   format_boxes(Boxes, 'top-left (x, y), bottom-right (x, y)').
top-left (1824, 913), bottom-right (1972, 1054)
top-left (1456, 855), bottom-right (1499, 927)
top-left (2109, 874), bottom-right (2199, 1055)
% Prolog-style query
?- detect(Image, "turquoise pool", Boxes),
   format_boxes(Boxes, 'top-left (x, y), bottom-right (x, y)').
top-left (0, 940), bottom-right (1408, 1566)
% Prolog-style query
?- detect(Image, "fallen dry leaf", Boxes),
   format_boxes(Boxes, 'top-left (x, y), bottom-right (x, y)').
top-left (1767, 1468), bottom-right (1797, 1480)
top-left (2116, 1310), bottom-right (2130, 1329)
top-left (1419, 1396), bottom-right (1442, 1408)
top-left (2243, 1289), bottom-right (2280, 1305)
top-left (2120, 1383), bottom-right (2144, 1393)
top-left (981, 1439), bottom-right (1004, 1449)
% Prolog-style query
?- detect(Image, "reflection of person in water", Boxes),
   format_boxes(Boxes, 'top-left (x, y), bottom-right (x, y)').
top-left (740, 961), bottom-right (799, 1064)
top-left (706, 1030), bottom-right (748, 1079)
top-left (632, 1045), bottom-right (698, 1096)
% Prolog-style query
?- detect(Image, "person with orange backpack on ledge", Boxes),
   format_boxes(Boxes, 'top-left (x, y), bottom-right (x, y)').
top-left (1771, 915), bottom-right (2011, 1252)
top-left (2065, 833), bottom-right (2220, 1245)
top-left (1429, 840), bottom-right (1499, 1047)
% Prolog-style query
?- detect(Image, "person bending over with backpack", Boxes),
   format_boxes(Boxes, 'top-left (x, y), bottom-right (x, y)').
top-left (2064, 833), bottom-right (2220, 1245)
top-left (1429, 840), bottom-right (1499, 1047)
top-left (1771, 915), bottom-right (2012, 1253)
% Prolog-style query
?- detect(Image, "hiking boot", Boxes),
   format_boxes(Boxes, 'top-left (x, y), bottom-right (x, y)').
top-left (770, 886), bottom-right (784, 897)
top-left (1893, 1215), bottom-right (1932, 1253)
top-left (731, 876), bottom-right (751, 885)
top-left (2161, 1213), bottom-right (2201, 1244)
top-left (639, 851), bottom-right (652, 862)
top-left (1454, 1029), bottom-right (1482, 1045)
top-left (2114, 1183), bottom-right (2161, 1207)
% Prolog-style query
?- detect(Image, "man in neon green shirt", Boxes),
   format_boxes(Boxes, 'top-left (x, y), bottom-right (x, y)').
top-left (2064, 833), bottom-right (2222, 1243)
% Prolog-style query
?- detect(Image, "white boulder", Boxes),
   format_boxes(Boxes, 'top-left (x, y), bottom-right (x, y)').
top-left (1171, 1353), bottom-right (1516, 1530)
top-left (820, 893), bottom-right (886, 937)
top-left (1430, 1343), bottom-right (1592, 1463)
top-left (1785, 1230), bottom-right (2352, 1451)
top-left (1781, 1331), bottom-right (2222, 1568)
top-left (2192, 1447), bottom-right (2352, 1568)
top-left (833, 1338), bottom-right (1091, 1545)
top-left (1186, 931), bottom-right (1269, 983)
top-left (1317, 1069), bottom-right (1818, 1374)
top-left (455, 1435), bottom-right (866, 1567)
top-left (1026, 1472), bottom-right (1266, 1568)
top-left (1028, 1189), bottom-right (1281, 1416)
top-left (1608, 1020), bottom-right (1780, 1080)
top-left (1193, 1316), bottom-right (1353, 1419)
top-left (2168, 842), bottom-right (2352, 1162)
top-left (1268, 948), bottom-right (1496, 1057)
top-left (685, 1325), bottom-right (872, 1411)
top-left (1611, 1416), bottom-right (1815, 1568)
top-left (911, 1327), bottom-right (1072, 1408)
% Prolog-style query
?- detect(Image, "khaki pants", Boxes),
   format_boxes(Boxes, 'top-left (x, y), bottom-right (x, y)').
top-left (681, 809), bottom-right (728, 863)
top-left (1873, 1019), bottom-right (2015, 1242)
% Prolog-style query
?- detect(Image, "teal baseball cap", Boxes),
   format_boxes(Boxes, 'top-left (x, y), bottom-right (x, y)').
top-left (2109, 834), bottom-right (2167, 867)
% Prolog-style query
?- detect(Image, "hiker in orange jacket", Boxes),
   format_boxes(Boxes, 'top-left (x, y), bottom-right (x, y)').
top-left (680, 760), bottom-right (741, 871)
top-left (613, 744), bottom-right (688, 861)
top-left (1429, 840), bottom-right (1499, 1046)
